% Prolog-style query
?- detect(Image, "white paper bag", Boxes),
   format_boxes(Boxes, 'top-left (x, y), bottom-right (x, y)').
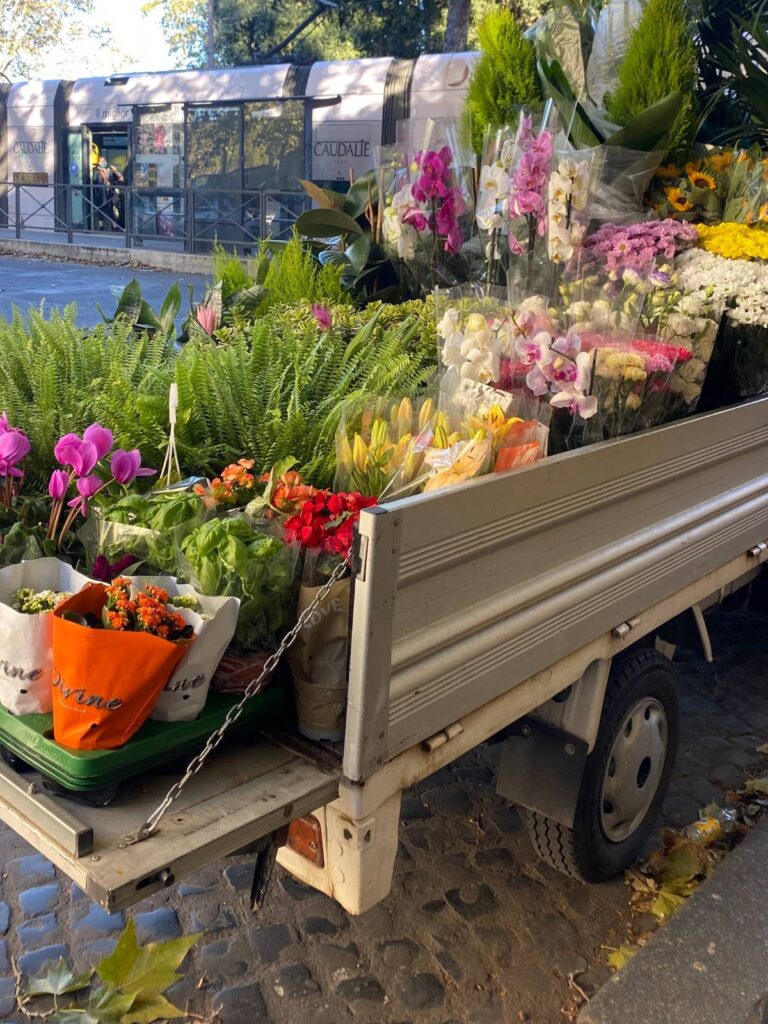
top-left (0, 558), bottom-right (96, 715)
top-left (129, 577), bottom-right (240, 722)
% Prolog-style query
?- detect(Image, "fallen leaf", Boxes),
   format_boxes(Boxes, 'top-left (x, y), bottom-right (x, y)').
top-left (27, 958), bottom-right (92, 997)
top-left (122, 992), bottom-right (187, 1023)
top-left (756, 744), bottom-right (768, 754)
top-left (745, 778), bottom-right (768, 796)
top-left (605, 945), bottom-right (638, 970)
top-left (650, 887), bottom-right (687, 920)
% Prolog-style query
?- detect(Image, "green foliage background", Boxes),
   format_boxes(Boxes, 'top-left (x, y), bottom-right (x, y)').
top-left (604, 0), bottom-right (699, 158)
top-left (464, 7), bottom-right (543, 155)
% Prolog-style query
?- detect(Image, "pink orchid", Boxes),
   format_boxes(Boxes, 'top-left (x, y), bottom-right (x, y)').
top-left (110, 448), bottom-right (156, 485)
top-left (550, 390), bottom-right (598, 419)
top-left (0, 412), bottom-right (9, 434)
top-left (83, 423), bottom-right (114, 459)
top-left (526, 365), bottom-right (550, 397)
top-left (311, 304), bottom-right (333, 331)
top-left (444, 222), bottom-right (464, 254)
top-left (48, 469), bottom-right (69, 500)
top-left (516, 331), bottom-right (551, 367)
top-left (402, 207), bottom-right (428, 232)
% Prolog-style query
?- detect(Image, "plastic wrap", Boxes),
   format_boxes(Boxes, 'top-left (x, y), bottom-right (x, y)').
top-left (585, 0), bottom-right (646, 107)
top-left (376, 118), bottom-right (475, 292)
top-left (334, 394), bottom-right (438, 501)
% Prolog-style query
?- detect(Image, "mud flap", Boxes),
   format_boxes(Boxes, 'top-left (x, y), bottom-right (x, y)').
top-left (495, 716), bottom-right (588, 828)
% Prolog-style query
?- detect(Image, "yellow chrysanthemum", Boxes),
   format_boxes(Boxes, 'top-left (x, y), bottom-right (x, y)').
top-left (697, 222), bottom-right (768, 261)
top-left (664, 186), bottom-right (694, 213)
top-left (688, 171), bottom-right (716, 191)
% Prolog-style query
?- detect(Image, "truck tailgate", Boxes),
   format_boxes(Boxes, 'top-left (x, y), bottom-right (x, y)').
top-left (0, 735), bottom-right (339, 910)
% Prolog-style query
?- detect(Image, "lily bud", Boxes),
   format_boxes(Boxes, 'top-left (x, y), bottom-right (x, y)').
top-left (353, 434), bottom-right (368, 473)
top-left (418, 397), bottom-right (435, 432)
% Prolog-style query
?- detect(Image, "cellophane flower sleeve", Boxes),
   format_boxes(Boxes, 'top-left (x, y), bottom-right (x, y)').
top-left (377, 118), bottom-right (475, 293)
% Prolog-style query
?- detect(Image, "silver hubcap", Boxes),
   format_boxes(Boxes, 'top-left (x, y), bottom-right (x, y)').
top-left (599, 697), bottom-right (668, 843)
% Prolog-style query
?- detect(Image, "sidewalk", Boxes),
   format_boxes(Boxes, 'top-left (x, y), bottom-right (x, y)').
top-left (0, 232), bottom-right (214, 275)
top-left (580, 818), bottom-right (768, 1024)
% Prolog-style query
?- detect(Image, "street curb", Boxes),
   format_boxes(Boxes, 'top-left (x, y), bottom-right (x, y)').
top-left (579, 819), bottom-right (768, 1024)
top-left (0, 238), bottom-right (214, 275)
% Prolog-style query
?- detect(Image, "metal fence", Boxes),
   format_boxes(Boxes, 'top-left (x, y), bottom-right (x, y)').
top-left (0, 181), bottom-right (312, 254)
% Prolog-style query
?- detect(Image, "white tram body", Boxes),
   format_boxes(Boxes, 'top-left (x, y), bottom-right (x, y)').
top-left (0, 53), bottom-right (476, 238)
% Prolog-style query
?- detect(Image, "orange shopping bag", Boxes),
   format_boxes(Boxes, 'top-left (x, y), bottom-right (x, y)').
top-left (52, 584), bottom-right (190, 750)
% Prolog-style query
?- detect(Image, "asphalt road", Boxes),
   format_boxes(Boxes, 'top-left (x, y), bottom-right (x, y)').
top-left (0, 256), bottom-right (210, 326)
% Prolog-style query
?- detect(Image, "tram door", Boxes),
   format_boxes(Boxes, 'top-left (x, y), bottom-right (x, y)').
top-left (66, 127), bottom-right (91, 229)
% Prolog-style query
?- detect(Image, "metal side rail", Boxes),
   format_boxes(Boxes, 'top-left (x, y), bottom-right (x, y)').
top-left (0, 734), bottom-right (339, 911)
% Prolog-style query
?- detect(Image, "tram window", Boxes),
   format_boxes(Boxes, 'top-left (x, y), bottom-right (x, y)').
top-left (187, 106), bottom-right (240, 188)
top-left (243, 100), bottom-right (304, 191)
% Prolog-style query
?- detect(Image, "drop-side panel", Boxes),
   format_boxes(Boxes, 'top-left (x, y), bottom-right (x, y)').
top-left (0, 736), bottom-right (338, 911)
top-left (345, 397), bottom-right (768, 781)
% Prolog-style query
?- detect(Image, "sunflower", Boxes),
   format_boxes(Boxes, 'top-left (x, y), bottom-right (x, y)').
top-left (656, 164), bottom-right (681, 179)
top-left (664, 186), bottom-right (694, 212)
top-left (688, 170), bottom-right (716, 190)
top-left (707, 152), bottom-right (733, 174)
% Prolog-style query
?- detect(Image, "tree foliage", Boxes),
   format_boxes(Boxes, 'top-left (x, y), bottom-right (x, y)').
top-left (604, 0), bottom-right (699, 158)
top-left (146, 0), bottom-right (550, 69)
top-left (464, 7), bottom-right (543, 154)
top-left (0, 0), bottom-right (103, 78)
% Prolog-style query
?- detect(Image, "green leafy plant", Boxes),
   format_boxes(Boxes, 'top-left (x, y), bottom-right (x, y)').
top-left (465, 8), bottom-right (543, 155)
top-left (180, 517), bottom-right (297, 651)
top-left (174, 305), bottom-right (436, 487)
top-left (250, 233), bottom-right (347, 310)
top-left (81, 491), bottom-right (206, 575)
top-left (295, 173), bottom-right (399, 300)
top-left (19, 919), bottom-right (198, 1023)
top-left (539, 56), bottom-right (682, 151)
top-left (97, 279), bottom-right (182, 339)
top-left (0, 308), bottom-right (174, 489)
top-left (604, 0), bottom-right (699, 158)
top-left (694, 0), bottom-right (768, 144)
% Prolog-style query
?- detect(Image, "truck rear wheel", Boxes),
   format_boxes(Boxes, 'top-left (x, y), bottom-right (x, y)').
top-left (525, 649), bottom-right (680, 882)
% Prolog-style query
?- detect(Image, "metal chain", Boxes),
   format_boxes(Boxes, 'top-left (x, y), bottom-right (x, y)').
top-left (129, 554), bottom-right (352, 843)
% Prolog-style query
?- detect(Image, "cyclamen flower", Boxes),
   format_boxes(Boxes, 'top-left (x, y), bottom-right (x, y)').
top-left (111, 449), bottom-right (156, 485)
top-left (48, 469), bottom-right (69, 500)
top-left (68, 474), bottom-right (104, 514)
top-left (83, 423), bottom-right (114, 459)
top-left (0, 429), bottom-right (30, 477)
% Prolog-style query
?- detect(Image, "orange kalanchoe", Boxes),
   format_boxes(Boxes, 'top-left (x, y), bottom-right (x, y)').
top-left (195, 458), bottom-right (257, 507)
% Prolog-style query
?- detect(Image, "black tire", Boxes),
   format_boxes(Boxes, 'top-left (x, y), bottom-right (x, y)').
top-left (526, 648), bottom-right (680, 882)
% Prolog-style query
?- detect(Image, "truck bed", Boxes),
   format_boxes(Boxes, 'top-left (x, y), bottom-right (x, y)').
top-left (0, 397), bottom-right (766, 908)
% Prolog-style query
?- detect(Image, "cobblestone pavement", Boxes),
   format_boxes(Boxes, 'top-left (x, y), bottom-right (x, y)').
top-left (0, 604), bottom-right (765, 1024)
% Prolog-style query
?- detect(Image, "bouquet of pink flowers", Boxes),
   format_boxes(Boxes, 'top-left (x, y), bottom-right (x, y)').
top-left (378, 119), bottom-right (474, 291)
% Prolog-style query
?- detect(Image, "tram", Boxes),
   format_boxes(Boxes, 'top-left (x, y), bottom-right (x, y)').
top-left (0, 53), bottom-right (476, 244)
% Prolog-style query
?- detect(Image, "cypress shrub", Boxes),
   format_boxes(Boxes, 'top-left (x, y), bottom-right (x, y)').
top-left (605, 0), bottom-right (698, 159)
top-left (464, 8), bottom-right (543, 156)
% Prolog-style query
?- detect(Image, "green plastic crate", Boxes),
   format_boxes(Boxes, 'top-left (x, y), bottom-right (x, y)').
top-left (0, 685), bottom-right (291, 794)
